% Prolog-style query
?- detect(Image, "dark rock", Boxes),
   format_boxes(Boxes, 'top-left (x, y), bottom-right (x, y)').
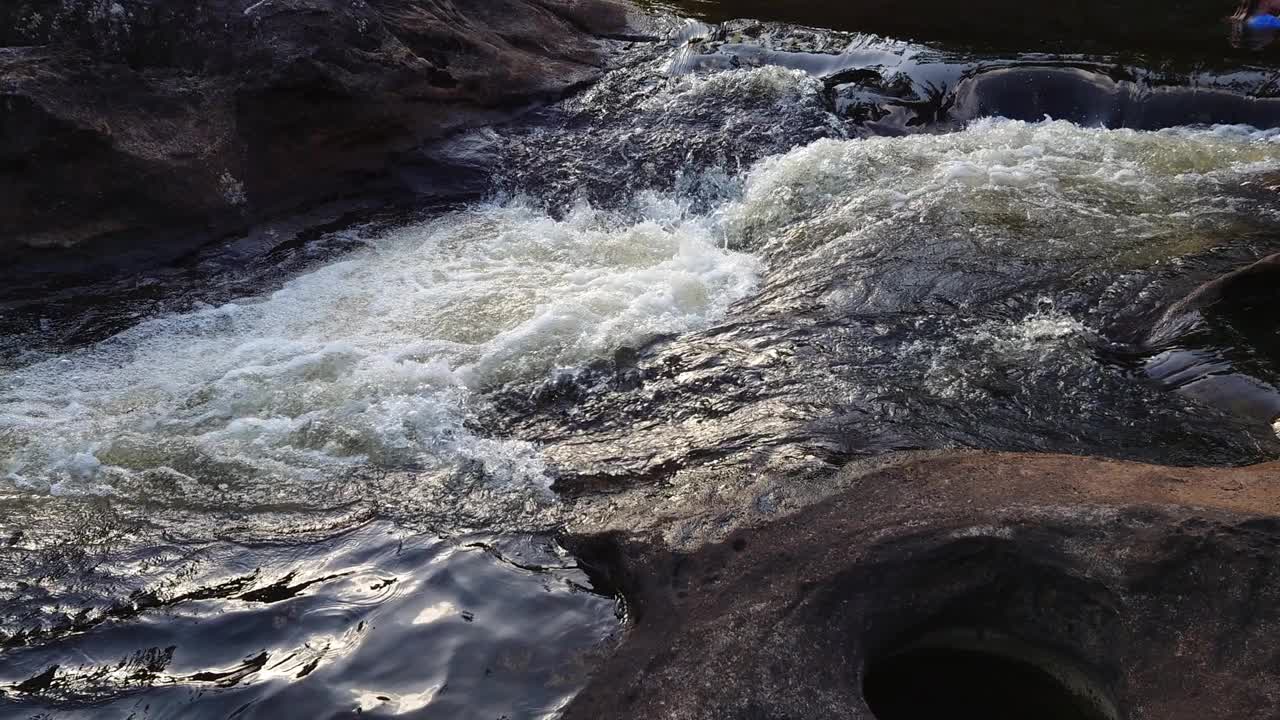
top-left (1144, 253), bottom-right (1280, 427)
top-left (1150, 252), bottom-right (1280, 349)
top-left (950, 66), bottom-right (1280, 130)
top-left (564, 452), bottom-right (1280, 720)
top-left (13, 664), bottom-right (59, 694)
top-left (0, 0), bottom-right (633, 252)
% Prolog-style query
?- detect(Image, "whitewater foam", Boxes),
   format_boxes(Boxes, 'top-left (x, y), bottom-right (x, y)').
top-left (0, 196), bottom-right (759, 505)
top-left (649, 65), bottom-right (824, 108)
top-left (727, 118), bottom-right (1280, 263)
top-left (7, 118), bottom-right (1280, 511)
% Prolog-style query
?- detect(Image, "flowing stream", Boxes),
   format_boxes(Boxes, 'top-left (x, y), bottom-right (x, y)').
top-left (4, 6), bottom-right (1280, 719)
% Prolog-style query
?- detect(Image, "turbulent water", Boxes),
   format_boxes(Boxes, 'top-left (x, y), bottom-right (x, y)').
top-left (2, 198), bottom-right (757, 512)
top-left (5, 8), bottom-right (1280, 719)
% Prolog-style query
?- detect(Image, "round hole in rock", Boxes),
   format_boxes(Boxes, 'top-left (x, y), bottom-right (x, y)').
top-left (862, 629), bottom-right (1117, 720)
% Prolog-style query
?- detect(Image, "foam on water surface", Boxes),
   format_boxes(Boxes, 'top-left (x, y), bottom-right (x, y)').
top-left (913, 301), bottom-right (1098, 402)
top-left (5, 119), bottom-right (1280, 516)
top-left (0, 196), bottom-right (760, 508)
top-left (729, 119), bottom-right (1280, 264)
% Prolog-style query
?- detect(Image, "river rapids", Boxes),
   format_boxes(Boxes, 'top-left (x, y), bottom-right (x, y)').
top-left (4, 8), bottom-right (1280, 719)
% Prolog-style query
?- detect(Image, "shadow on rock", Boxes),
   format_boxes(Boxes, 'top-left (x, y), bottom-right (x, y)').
top-left (564, 452), bottom-right (1280, 720)
top-left (0, 0), bottom-right (635, 256)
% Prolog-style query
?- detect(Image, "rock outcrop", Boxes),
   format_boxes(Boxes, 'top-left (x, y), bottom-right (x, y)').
top-left (564, 452), bottom-right (1280, 720)
top-left (948, 66), bottom-right (1280, 131)
top-left (0, 0), bottom-right (633, 251)
top-left (651, 0), bottom-right (1258, 57)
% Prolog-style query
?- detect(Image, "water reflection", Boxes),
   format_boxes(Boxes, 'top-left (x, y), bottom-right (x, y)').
top-left (0, 519), bottom-right (620, 719)
top-left (7, 6), bottom-right (1280, 719)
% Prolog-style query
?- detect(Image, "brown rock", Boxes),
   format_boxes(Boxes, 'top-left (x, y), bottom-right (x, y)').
top-left (564, 452), bottom-right (1280, 720)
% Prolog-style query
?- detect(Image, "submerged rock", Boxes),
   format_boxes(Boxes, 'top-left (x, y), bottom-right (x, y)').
top-left (1151, 252), bottom-right (1280, 349)
top-left (0, 0), bottom-right (634, 252)
top-left (950, 66), bottom-right (1280, 130)
top-left (1144, 253), bottom-right (1280, 429)
top-left (564, 452), bottom-right (1280, 720)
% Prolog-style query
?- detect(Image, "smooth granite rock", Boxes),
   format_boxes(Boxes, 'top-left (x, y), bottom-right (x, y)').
top-left (564, 452), bottom-right (1280, 720)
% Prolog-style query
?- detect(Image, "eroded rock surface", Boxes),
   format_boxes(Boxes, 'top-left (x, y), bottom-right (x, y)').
top-left (0, 0), bottom-right (634, 251)
top-left (564, 452), bottom-right (1280, 720)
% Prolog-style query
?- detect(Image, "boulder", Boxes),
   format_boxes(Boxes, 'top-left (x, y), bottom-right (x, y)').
top-left (564, 452), bottom-right (1280, 720)
top-left (0, 0), bottom-right (633, 251)
top-left (949, 66), bottom-right (1280, 130)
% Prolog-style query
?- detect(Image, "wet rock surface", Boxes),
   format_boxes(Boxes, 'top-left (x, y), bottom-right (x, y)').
top-left (563, 452), bottom-right (1280, 720)
top-left (948, 66), bottom-right (1280, 130)
top-left (0, 0), bottom-right (634, 254)
top-left (1152, 252), bottom-right (1280, 347)
top-left (1144, 252), bottom-right (1280, 430)
top-left (661, 21), bottom-right (1280, 136)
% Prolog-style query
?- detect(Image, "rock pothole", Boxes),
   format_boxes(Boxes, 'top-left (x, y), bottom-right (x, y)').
top-left (561, 453), bottom-right (1280, 720)
top-left (862, 628), bottom-right (1117, 720)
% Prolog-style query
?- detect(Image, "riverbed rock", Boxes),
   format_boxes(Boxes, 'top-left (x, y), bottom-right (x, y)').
top-left (1149, 252), bottom-right (1280, 349)
top-left (1140, 253), bottom-right (1280, 427)
top-left (0, 0), bottom-right (633, 251)
top-left (563, 452), bottom-right (1280, 720)
top-left (949, 66), bottom-right (1280, 130)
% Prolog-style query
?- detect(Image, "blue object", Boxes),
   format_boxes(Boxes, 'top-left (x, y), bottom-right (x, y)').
top-left (1247, 13), bottom-right (1280, 29)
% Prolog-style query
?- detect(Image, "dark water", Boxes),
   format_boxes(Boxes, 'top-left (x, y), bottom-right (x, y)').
top-left (0, 516), bottom-right (618, 719)
top-left (6, 3), bottom-right (1280, 718)
top-left (639, 0), bottom-right (1280, 57)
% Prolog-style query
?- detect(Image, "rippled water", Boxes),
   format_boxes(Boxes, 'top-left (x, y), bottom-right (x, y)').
top-left (5, 6), bottom-right (1280, 718)
top-left (1, 520), bottom-right (618, 719)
